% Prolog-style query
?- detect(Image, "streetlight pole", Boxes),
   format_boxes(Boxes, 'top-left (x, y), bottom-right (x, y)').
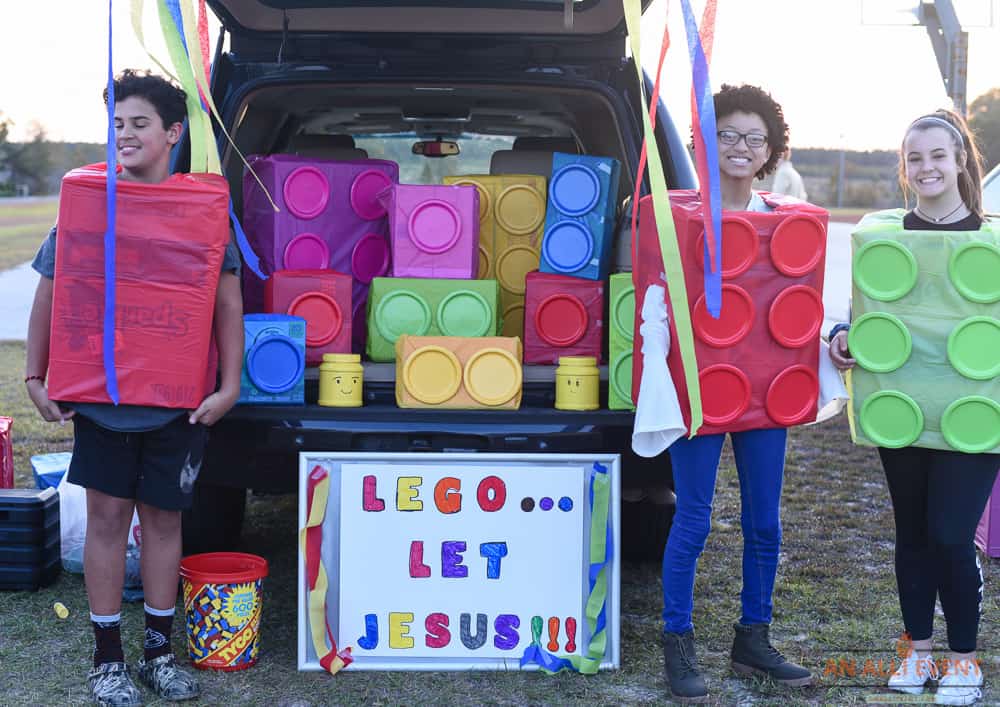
top-left (918, 0), bottom-right (968, 115)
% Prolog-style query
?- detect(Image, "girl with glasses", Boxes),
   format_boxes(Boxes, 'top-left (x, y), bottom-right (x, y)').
top-left (658, 83), bottom-right (814, 703)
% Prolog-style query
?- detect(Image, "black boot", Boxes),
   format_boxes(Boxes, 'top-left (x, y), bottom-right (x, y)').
top-left (662, 631), bottom-right (709, 703)
top-left (730, 622), bottom-right (813, 686)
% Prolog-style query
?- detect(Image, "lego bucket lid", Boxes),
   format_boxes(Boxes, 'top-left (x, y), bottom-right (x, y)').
top-left (535, 293), bottom-right (588, 347)
top-left (464, 348), bottom-right (521, 406)
top-left (765, 364), bottom-right (819, 426)
top-left (694, 217), bottom-right (758, 278)
top-left (437, 290), bottom-right (493, 337)
top-left (287, 292), bottom-right (343, 347)
top-left (246, 334), bottom-right (304, 393)
top-left (496, 184), bottom-right (545, 235)
top-left (496, 245), bottom-right (539, 295)
top-left (283, 166), bottom-right (329, 219)
top-left (853, 239), bottom-right (918, 302)
top-left (699, 364), bottom-right (751, 426)
top-left (859, 390), bottom-right (924, 448)
top-left (611, 283), bottom-right (636, 342)
top-left (351, 233), bottom-right (390, 284)
top-left (550, 164), bottom-right (600, 216)
top-left (946, 316), bottom-right (1000, 380)
top-left (375, 290), bottom-right (432, 343)
top-left (408, 199), bottom-right (462, 253)
top-left (542, 221), bottom-right (594, 274)
top-left (610, 350), bottom-right (634, 404)
top-left (693, 285), bottom-right (755, 348)
top-left (768, 285), bottom-right (823, 348)
top-left (848, 312), bottom-right (912, 373)
top-left (402, 345), bottom-right (462, 404)
top-left (283, 233), bottom-right (330, 270)
top-left (350, 169), bottom-right (392, 220)
top-left (948, 241), bottom-right (1000, 303)
top-left (941, 396), bottom-right (1000, 453)
top-left (769, 215), bottom-right (825, 277)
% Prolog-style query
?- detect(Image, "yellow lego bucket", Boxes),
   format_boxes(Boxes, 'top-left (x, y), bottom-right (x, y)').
top-left (180, 552), bottom-right (268, 671)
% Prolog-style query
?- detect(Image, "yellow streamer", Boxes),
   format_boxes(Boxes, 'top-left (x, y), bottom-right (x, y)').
top-left (623, 0), bottom-right (703, 434)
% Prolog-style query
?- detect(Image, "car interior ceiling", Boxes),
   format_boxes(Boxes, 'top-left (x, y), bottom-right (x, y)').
top-left (221, 82), bottom-right (635, 215)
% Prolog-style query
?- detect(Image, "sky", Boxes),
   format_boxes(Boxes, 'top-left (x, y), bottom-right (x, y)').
top-left (1, 0), bottom-right (998, 150)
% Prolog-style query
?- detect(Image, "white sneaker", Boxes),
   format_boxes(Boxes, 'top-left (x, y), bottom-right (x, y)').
top-left (935, 658), bottom-right (982, 706)
top-left (889, 649), bottom-right (938, 695)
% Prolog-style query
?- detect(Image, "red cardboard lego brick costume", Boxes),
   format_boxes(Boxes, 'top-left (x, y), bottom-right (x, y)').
top-left (47, 164), bottom-right (230, 408)
top-left (631, 190), bottom-right (830, 441)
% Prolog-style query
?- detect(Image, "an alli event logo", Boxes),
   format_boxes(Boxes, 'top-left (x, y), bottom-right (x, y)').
top-left (221, 584), bottom-right (258, 624)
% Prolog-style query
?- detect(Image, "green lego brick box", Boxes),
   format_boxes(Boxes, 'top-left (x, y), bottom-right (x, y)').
top-left (366, 277), bottom-right (501, 362)
top-left (608, 272), bottom-right (636, 410)
top-left (847, 210), bottom-right (1000, 453)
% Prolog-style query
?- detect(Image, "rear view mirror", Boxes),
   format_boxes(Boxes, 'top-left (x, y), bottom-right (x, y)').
top-left (412, 140), bottom-right (460, 158)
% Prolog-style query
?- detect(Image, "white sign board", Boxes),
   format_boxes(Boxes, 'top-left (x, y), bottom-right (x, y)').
top-left (297, 453), bottom-right (620, 672)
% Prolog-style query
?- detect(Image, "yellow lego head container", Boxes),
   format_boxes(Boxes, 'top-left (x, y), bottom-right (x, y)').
top-left (555, 355), bottom-right (599, 411)
top-left (318, 353), bottom-right (363, 407)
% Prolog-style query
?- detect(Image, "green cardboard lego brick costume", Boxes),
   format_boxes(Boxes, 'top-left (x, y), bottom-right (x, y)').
top-left (366, 277), bottom-right (501, 362)
top-left (847, 209), bottom-right (1000, 453)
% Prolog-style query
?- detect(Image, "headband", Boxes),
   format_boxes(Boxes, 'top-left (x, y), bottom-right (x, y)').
top-left (908, 115), bottom-right (966, 145)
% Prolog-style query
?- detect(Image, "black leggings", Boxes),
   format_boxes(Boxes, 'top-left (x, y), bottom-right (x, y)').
top-left (879, 446), bottom-right (999, 652)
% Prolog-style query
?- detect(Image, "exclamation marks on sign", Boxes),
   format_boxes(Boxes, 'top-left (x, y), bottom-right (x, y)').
top-left (547, 617), bottom-right (560, 652)
top-left (533, 615), bottom-right (578, 653)
top-left (565, 617), bottom-right (577, 653)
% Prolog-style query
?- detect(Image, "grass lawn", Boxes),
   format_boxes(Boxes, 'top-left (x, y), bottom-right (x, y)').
top-left (0, 339), bottom-right (997, 705)
top-left (0, 198), bottom-right (58, 271)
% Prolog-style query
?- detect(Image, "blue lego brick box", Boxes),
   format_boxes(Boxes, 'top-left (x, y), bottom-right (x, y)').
top-left (539, 152), bottom-right (621, 281)
top-left (239, 314), bottom-right (307, 405)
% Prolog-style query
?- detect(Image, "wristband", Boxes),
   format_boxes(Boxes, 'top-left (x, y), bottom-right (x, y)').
top-left (828, 323), bottom-right (850, 341)
top-left (24, 375), bottom-right (45, 384)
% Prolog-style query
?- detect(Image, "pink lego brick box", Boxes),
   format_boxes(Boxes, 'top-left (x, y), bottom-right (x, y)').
top-left (241, 154), bottom-right (398, 352)
top-left (379, 183), bottom-right (479, 279)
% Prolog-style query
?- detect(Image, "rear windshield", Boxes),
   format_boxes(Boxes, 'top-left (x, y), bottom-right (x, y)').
top-left (355, 133), bottom-right (515, 183)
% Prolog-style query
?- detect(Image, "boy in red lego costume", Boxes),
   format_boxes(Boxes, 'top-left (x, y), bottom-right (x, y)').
top-left (24, 70), bottom-right (243, 706)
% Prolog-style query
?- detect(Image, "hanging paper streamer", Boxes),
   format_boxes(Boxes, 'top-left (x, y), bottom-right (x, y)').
top-left (520, 462), bottom-right (612, 674)
top-left (300, 465), bottom-right (354, 674)
top-left (680, 0), bottom-right (722, 318)
top-left (103, 0), bottom-right (120, 404)
top-left (129, 0), bottom-right (270, 278)
top-left (623, 0), bottom-right (703, 434)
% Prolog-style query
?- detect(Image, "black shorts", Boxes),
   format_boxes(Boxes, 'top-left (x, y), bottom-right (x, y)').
top-left (67, 414), bottom-right (209, 511)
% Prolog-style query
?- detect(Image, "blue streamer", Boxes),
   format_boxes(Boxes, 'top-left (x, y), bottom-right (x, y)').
top-left (230, 201), bottom-right (268, 280)
top-left (103, 0), bottom-right (120, 404)
top-left (519, 645), bottom-right (577, 672)
top-left (680, 0), bottom-right (723, 318)
top-left (164, 0), bottom-right (189, 53)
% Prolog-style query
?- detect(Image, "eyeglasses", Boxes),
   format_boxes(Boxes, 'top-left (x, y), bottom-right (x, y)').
top-left (717, 130), bottom-right (768, 149)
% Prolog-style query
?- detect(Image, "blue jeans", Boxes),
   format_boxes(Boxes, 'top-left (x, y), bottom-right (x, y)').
top-left (662, 428), bottom-right (788, 634)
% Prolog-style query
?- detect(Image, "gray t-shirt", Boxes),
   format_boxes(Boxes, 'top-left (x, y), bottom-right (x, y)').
top-left (33, 225), bottom-right (241, 432)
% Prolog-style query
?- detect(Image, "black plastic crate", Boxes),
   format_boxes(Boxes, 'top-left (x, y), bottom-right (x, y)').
top-left (0, 555), bottom-right (60, 591)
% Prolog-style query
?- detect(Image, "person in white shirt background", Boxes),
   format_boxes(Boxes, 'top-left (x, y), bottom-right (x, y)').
top-left (771, 146), bottom-right (808, 201)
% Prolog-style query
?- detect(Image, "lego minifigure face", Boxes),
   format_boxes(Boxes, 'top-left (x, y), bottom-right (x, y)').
top-left (334, 375), bottom-right (362, 402)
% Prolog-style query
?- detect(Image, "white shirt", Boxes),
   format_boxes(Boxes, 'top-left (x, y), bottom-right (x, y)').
top-left (771, 160), bottom-right (808, 201)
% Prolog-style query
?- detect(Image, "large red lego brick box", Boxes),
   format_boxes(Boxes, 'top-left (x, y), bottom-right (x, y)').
top-left (632, 190), bottom-right (828, 435)
top-left (48, 164), bottom-right (229, 408)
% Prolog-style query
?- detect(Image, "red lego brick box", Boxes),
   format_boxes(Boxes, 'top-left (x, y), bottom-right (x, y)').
top-left (632, 190), bottom-right (828, 435)
top-left (523, 270), bottom-right (603, 364)
top-left (48, 164), bottom-right (229, 408)
top-left (265, 269), bottom-right (352, 365)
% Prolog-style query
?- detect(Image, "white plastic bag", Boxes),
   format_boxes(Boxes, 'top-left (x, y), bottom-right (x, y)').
top-left (57, 473), bottom-right (142, 589)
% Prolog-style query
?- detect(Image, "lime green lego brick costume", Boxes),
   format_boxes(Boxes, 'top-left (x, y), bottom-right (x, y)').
top-left (847, 209), bottom-right (1000, 453)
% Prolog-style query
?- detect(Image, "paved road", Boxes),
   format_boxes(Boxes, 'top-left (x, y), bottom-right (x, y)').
top-left (0, 221), bottom-right (855, 342)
